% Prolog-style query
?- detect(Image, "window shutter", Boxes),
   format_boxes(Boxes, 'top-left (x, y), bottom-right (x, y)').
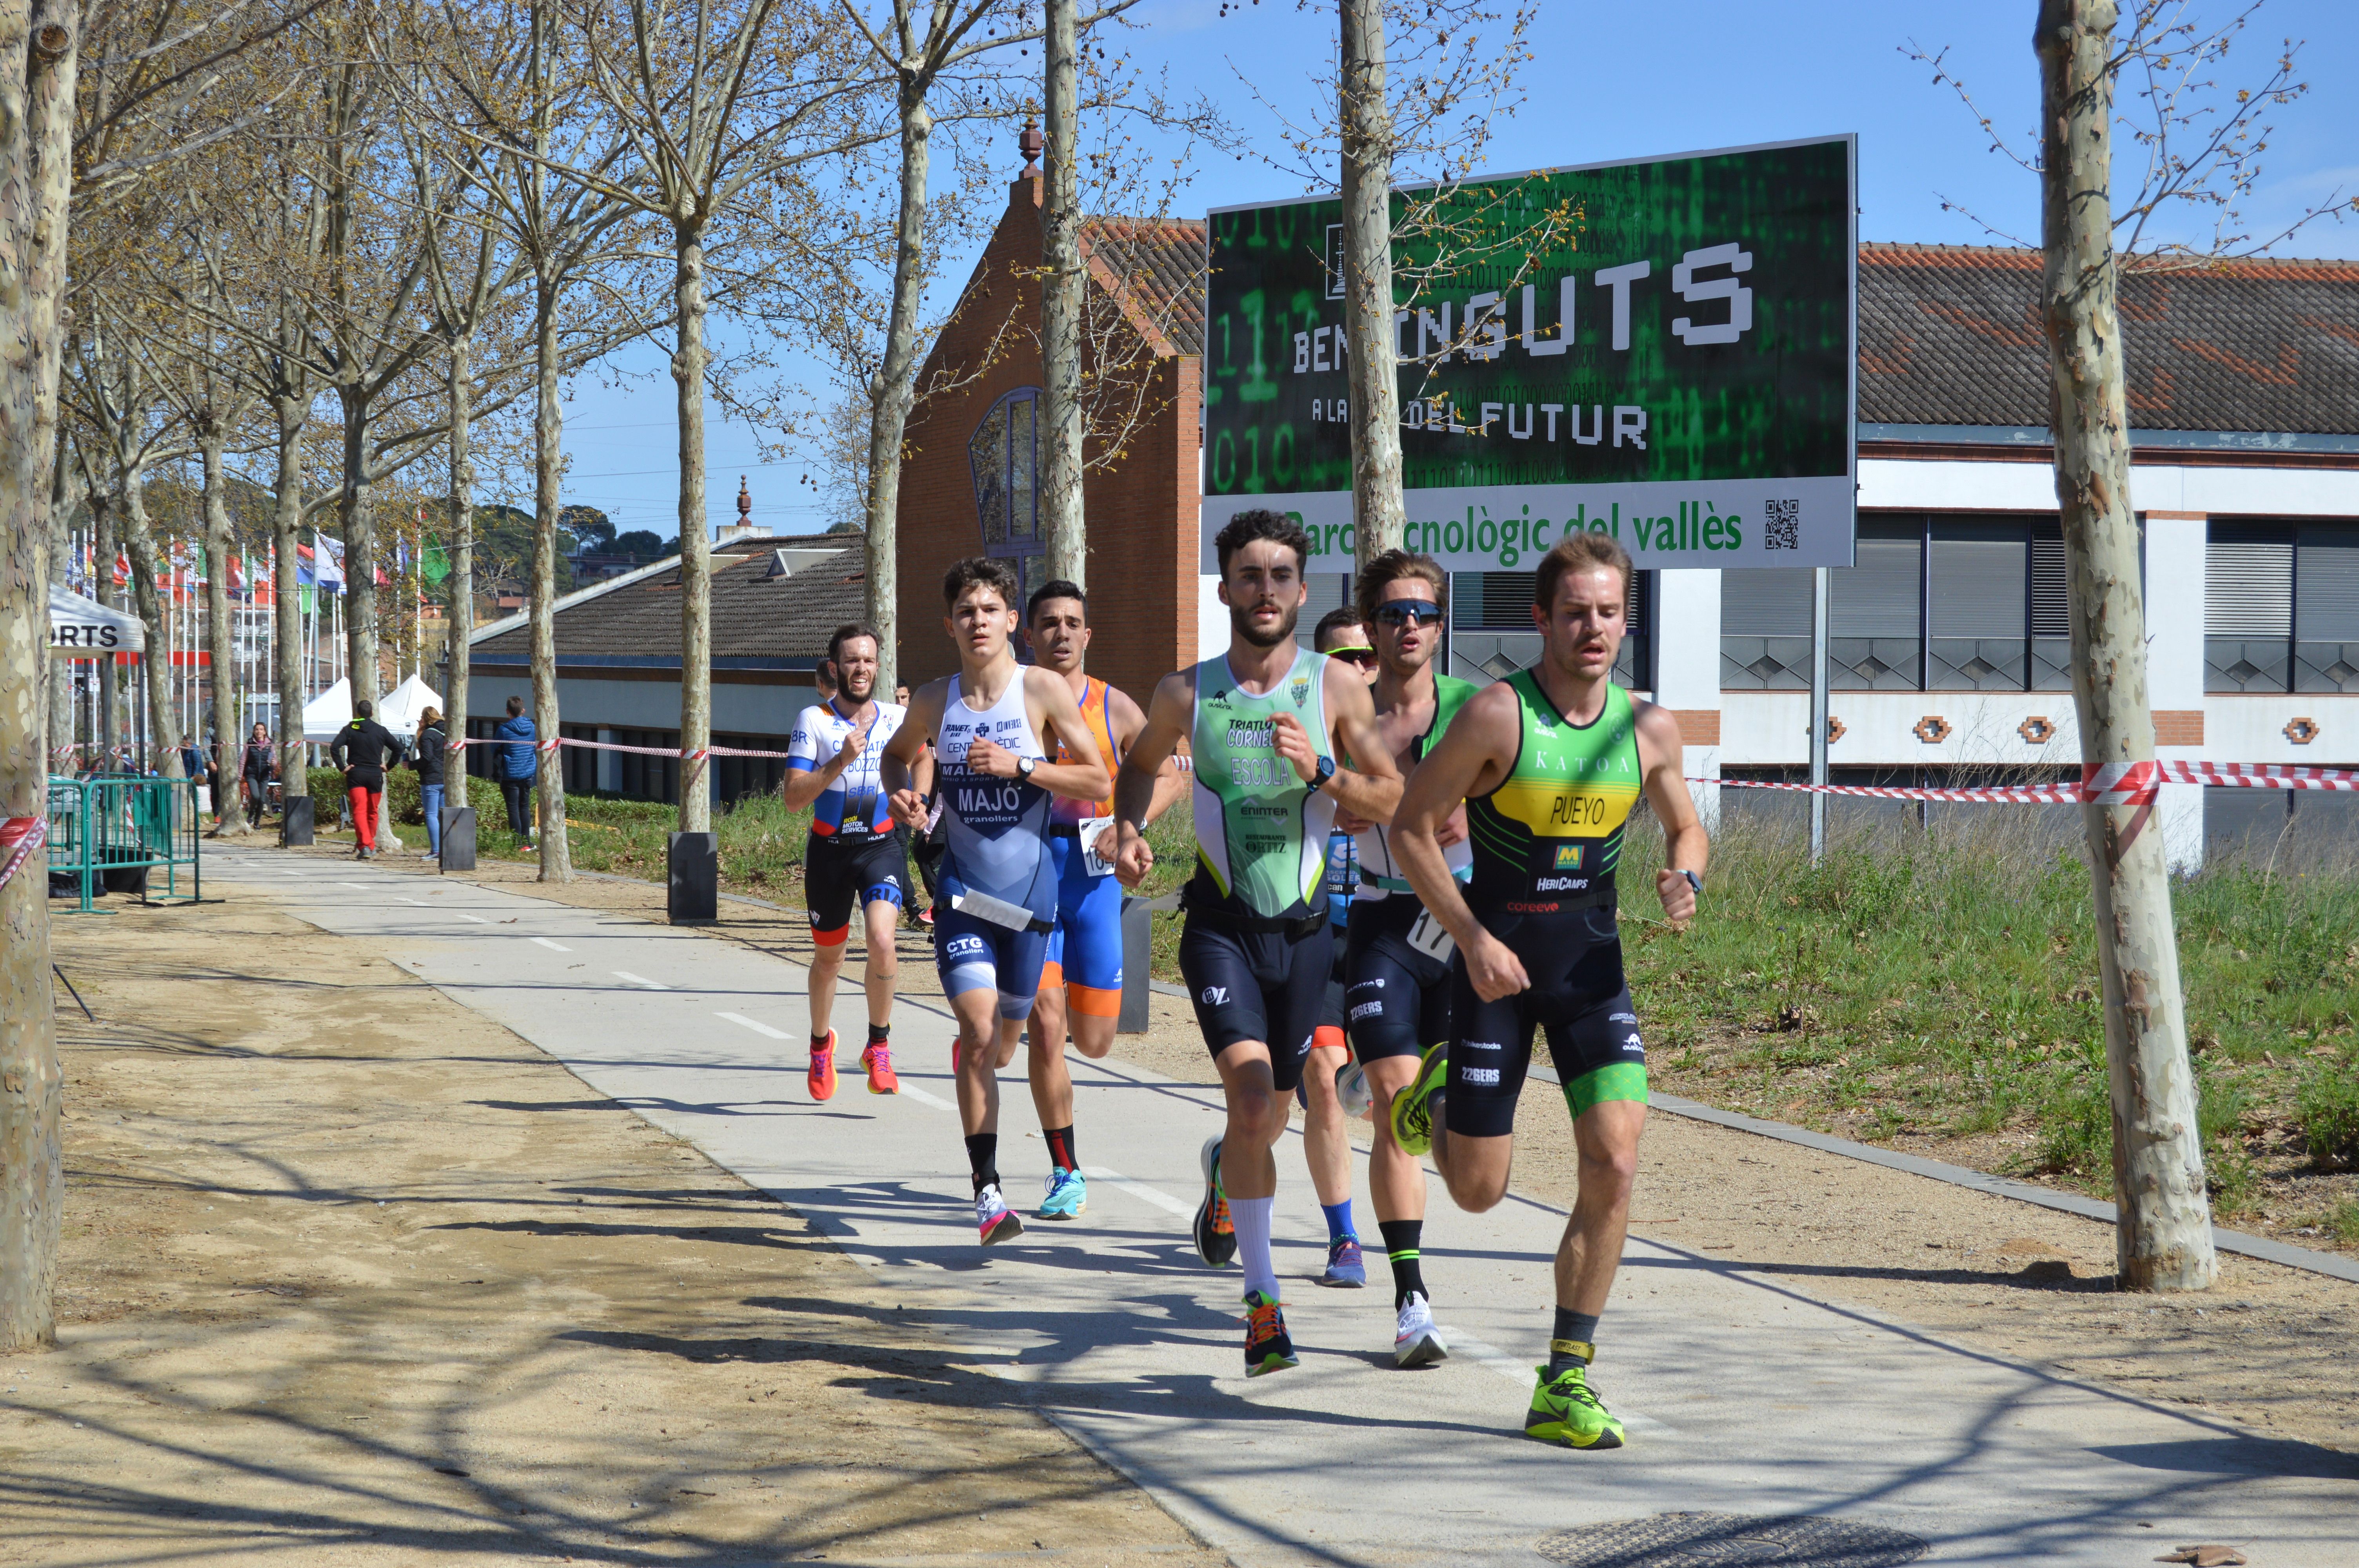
top-left (2297, 525), bottom-right (2359, 641)
top-left (2206, 534), bottom-right (2293, 637)
top-left (1720, 566), bottom-right (1812, 636)
top-left (2031, 529), bottom-right (2069, 637)
top-left (1929, 524), bottom-right (2028, 639)
top-left (1832, 536), bottom-right (1921, 637)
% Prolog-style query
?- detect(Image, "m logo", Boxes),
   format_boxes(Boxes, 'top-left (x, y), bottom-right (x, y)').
top-left (1554, 843), bottom-right (1585, 869)
top-left (1200, 986), bottom-right (1229, 1006)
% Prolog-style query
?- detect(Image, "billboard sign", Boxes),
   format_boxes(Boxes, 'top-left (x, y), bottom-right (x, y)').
top-left (1201, 135), bottom-right (1857, 573)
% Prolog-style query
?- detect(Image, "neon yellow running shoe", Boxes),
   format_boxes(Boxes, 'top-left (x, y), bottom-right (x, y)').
top-left (1390, 1043), bottom-right (1447, 1156)
top-left (1524, 1361), bottom-right (1625, 1450)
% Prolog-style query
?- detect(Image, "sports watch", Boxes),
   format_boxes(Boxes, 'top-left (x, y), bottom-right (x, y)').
top-left (1017, 755), bottom-right (1037, 781)
top-left (1311, 754), bottom-right (1337, 792)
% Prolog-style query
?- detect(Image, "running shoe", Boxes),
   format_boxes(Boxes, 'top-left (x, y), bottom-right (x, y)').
top-left (1391, 1042), bottom-right (1448, 1156)
top-left (1243, 1291), bottom-right (1298, 1377)
top-left (976, 1183), bottom-right (1023, 1245)
top-left (1525, 1362), bottom-right (1625, 1450)
top-left (1393, 1292), bottom-right (1448, 1368)
top-left (808, 1030), bottom-right (838, 1102)
top-left (859, 1040), bottom-right (898, 1094)
top-left (1338, 1057), bottom-right (1372, 1121)
top-left (1038, 1167), bottom-right (1088, 1220)
top-left (917, 905), bottom-right (935, 927)
top-left (1194, 1136), bottom-right (1236, 1268)
top-left (1319, 1234), bottom-right (1367, 1288)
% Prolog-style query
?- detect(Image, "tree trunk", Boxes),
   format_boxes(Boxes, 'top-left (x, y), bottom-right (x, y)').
top-left (0, 0), bottom-right (77, 1353)
top-left (531, 273), bottom-right (571, 880)
top-left (1338, 0), bottom-right (1403, 575)
top-left (94, 495), bottom-right (118, 761)
top-left (864, 83), bottom-right (934, 701)
top-left (445, 339), bottom-right (473, 807)
top-left (1038, 0), bottom-right (1086, 587)
top-left (271, 392), bottom-right (307, 804)
top-left (45, 456), bottom-right (76, 767)
top-left (2036, 0), bottom-right (2215, 1292)
top-left (199, 427), bottom-right (246, 833)
top-left (118, 477), bottom-right (184, 778)
top-left (674, 227), bottom-right (713, 832)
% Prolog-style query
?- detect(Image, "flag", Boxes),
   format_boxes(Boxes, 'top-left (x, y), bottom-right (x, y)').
top-left (311, 531), bottom-right (345, 590)
top-left (422, 544), bottom-right (451, 588)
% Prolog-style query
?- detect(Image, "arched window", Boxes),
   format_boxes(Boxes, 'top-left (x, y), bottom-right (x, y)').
top-left (968, 387), bottom-right (1046, 595)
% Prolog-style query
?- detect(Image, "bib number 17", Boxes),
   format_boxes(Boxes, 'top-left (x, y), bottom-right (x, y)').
top-left (1405, 907), bottom-right (1455, 963)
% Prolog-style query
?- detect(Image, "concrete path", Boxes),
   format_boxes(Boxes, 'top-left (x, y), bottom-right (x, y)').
top-left (207, 849), bottom-right (2359, 1567)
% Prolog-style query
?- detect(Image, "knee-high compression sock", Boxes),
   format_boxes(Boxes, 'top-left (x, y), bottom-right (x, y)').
top-left (1043, 1124), bottom-right (1076, 1175)
top-left (964, 1134), bottom-right (1000, 1196)
top-left (1320, 1199), bottom-right (1355, 1244)
top-left (1548, 1308), bottom-right (1600, 1377)
top-left (1231, 1196), bottom-right (1278, 1302)
top-left (1378, 1219), bottom-right (1426, 1308)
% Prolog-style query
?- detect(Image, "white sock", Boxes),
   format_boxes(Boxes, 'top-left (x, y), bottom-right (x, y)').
top-left (1232, 1196), bottom-right (1278, 1301)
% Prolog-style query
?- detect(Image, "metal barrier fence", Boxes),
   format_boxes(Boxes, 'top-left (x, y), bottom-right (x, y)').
top-left (45, 775), bottom-right (204, 912)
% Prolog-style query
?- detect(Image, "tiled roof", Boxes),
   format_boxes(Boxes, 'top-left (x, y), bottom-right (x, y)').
top-left (471, 537), bottom-right (866, 665)
top-left (1859, 244), bottom-right (2359, 434)
top-left (1083, 218), bottom-right (1207, 357)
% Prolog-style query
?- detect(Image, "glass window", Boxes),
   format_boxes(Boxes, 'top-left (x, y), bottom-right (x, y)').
top-left (1450, 569), bottom-right (1651, 688)
top-left (967, 388), bottom-right (1044, 577)
top-left (1831, 521), bottom-right (1921, 690)
top-left (2295, 522), bottom-right (2359, 693)
top-left (1929, 519), bottom-right (2027, 690)
top-left (1719, 566), bottom-right (1811, 690)
top-left (2207, 523), bottom-right (2293, 692)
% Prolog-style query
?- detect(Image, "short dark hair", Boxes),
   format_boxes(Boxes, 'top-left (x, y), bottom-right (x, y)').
top-left (942, 555), bottom-right (1021, 610)
top-left (505, 695), bottom-right (524, 717)
top-left (1535, 532), bottom-right (1634, 609)
top-left (1312, 606), bottom-right (1367, 652)
top-left (1214, 508), bottom-right (1310, 578)
top-left (1356, 549), bottom-right (1448, 619)
top-left (827, 620), bottom-right (881, 666)
top-left (1027, 579), bottom-right (1087, 623)
top-left (355, 699), bottom-right (374, 719)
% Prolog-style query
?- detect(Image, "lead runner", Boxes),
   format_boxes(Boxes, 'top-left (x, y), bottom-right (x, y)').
top-left (1112, 509), bottom-right (1401, 1376)
top-left (1389, 531), bottom-right (1708, 1449)
top-left (880, 558), bottom-right (1112, 1247)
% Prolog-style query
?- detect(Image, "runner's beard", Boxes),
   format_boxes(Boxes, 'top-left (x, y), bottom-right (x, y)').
top-left (1230, 598), bottom-right (1301, 650)
top-left (840, 668), bottom-right (875, 703)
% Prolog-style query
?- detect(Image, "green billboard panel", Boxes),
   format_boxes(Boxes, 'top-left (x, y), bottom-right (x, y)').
top-left (1202, 135), bottom-right (1856, 573)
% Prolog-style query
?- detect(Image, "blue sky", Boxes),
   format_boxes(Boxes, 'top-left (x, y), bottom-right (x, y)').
top-left (558, 0), bottom-right (2357, 542)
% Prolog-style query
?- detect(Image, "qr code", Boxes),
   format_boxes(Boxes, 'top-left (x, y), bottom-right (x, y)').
top-left (1765, 498), bottom-right (1801, 550)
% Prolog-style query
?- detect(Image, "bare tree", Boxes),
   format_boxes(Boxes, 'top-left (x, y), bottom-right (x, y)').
top-left (1037, 0), bottom-right (1085, 585)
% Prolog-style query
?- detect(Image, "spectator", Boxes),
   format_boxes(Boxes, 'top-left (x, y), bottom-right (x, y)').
top-left (240, 723), bottom-right (276, 822)
top-left (413, 706), bottom-right (449, 860)
top-left (330, 699), bottom-right (399, 860)
top-left (493, 695), bottom-right (537, 848)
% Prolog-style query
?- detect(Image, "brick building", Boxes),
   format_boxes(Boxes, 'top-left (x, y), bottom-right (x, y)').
top-left (894, 157), bottom-right (1206, 706)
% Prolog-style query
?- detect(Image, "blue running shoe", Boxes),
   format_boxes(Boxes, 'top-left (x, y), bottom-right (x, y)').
top-left (1319, 1234), bottom-right (1367, 1288)
top-left (1038, 1167), bottom-right (1088, 1220)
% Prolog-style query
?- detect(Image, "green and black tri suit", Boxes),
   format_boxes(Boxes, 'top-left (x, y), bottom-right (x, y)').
top-left (1178, 648), bottom-right (1337, 1089)
top-left (1448, 671), bottom-right (1651, 1136)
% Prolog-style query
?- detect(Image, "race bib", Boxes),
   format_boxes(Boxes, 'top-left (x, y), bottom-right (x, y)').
top-left (1405, 906), bottom-right (1456, 963)
top-left (951, 887), bottom-right (1035, 931)
top-left (1078, 817), bottom-right (1116, 877)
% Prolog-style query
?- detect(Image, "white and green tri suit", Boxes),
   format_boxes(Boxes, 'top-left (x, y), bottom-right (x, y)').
top-left (1179, 647), bottom-right (1338, 1090)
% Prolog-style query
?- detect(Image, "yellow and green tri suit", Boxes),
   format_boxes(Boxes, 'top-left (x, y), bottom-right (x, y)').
top-left (1179, 648), bottom-right (1338, 1090)
top-left (1448, 672), bottom-right (1651, 1135)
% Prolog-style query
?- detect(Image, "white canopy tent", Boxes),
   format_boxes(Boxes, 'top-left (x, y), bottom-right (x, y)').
top-left (302, 675), bottom-right (442, 743)
top-left (47, 583), bottom-right (146, 655)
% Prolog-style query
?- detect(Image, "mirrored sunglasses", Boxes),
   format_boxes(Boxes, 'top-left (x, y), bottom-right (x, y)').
top-left (1373, 600), bottom-right (1444, 627)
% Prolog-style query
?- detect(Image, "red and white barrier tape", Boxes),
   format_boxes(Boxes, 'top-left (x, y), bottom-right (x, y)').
top-left (1697, 760), bottom-right (2358, 807)
top-left (0, 815), bottom-right (48, 891)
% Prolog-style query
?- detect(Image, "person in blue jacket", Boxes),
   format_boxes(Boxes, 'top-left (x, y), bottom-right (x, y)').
top-left (493, 695), bottom-right (537, 847)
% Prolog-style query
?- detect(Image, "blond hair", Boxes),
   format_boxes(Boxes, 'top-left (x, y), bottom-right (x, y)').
top-left (1535, 532), bottom-right (1633, 608)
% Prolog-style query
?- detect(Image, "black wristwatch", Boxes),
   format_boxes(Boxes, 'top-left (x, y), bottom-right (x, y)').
top-left (1311, 755), bottom-right (1337, 793)
top-left (1017, 755), bottom-right (1037, 782)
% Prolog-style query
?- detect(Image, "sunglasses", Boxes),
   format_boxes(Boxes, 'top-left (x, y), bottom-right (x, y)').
top-left (1325, 646), bottom-right (1379, 666)
top-left (1373, 599), bottom-right (1444, 627)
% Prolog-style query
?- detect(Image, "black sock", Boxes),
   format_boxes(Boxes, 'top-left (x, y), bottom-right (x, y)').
top-left (866, 1021), bottom-right (890, 1046)
top-left (810, 1031), bottom-right (831, 1051)
top-left (965, 1134), bottom-right (1000, 1195)
top-left (1043, 1123), bottom-right (1076, 1174)
top-left (1379, 1219), bottom-right (1426, 1308)
top-left (1548, 1308), bottom-right (1600, 1376)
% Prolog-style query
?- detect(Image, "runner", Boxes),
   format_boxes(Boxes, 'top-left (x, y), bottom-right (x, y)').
top-left (1020, 581), bottom-right (1182, 1221)
top-left (784, 622), bottom-right (911, 1102)
top-left (881, 558), bottom-right (1112, 1247)
top-left (1332, 550), bottom-right (1481, 1367)
top-left (1301, 606), bottom-right (1380, 1289)
top-left (1388, 532), bottom-right (1707, 1449)
top-left (1112, 510), bottom-right (1400, 1377)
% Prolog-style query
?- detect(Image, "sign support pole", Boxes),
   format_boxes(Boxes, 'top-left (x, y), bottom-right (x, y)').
top-left (1809, 564), bottom-right (1830, 864)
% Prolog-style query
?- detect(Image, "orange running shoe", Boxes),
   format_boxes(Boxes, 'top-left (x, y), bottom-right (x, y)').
top-left (861, 1038), bottom-right (899, 1094)
top-left (808, 1029), bottom-right (838, 1101)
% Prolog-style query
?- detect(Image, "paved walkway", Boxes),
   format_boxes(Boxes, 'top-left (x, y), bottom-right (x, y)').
top-left (209, 848), bottom-right (2359, 1567)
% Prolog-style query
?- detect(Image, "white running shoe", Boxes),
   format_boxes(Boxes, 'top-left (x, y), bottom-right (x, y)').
top-left (1338, 1058), bottom-right (1371, 1121)
top-left (1394, 1291), bottom-right (1448, 1368)
top-left (976, 1183), bottom-right (1023, 1245)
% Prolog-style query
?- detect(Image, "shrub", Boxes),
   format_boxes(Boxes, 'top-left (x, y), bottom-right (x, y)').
top-left (2296, 1067), bottom-right (2359, 1166)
